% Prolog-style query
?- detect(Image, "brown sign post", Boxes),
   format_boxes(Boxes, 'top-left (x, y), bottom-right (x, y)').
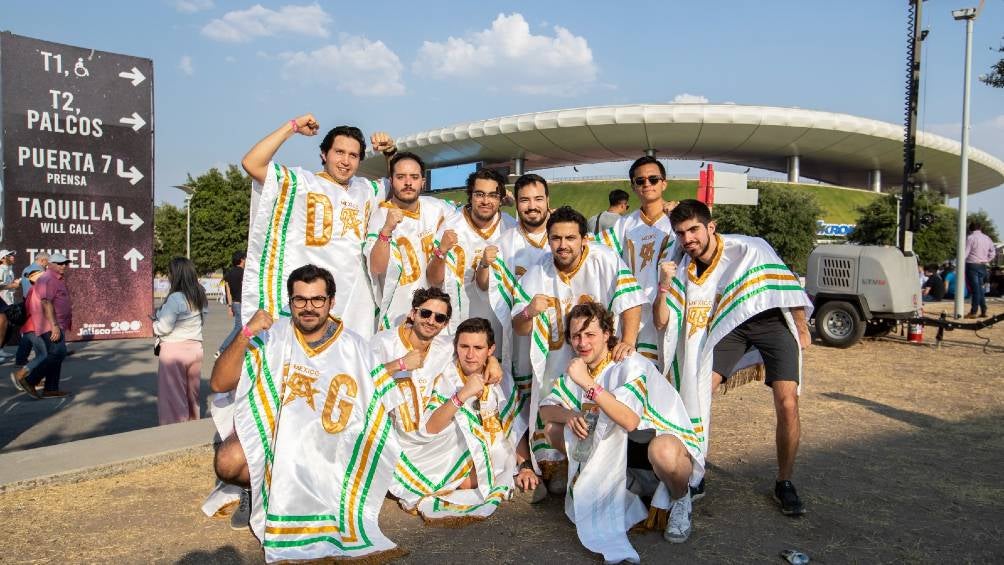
top-left (0, 32), bottom-right (153, 340)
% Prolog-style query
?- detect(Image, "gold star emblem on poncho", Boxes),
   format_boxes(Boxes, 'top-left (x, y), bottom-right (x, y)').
top-left (686, 304), bottom-right (712, 338)
top-left (339, 207), bottom-right (362, 239)
top-left (283, 370), bottom-right (321, 410)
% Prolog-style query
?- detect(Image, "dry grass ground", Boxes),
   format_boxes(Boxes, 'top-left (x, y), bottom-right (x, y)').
top-left (2, 301), bottom-right (1002, 564)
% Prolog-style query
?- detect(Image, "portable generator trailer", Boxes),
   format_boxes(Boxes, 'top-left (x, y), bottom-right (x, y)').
top-left (804, 244), bottom-right (1004, 348)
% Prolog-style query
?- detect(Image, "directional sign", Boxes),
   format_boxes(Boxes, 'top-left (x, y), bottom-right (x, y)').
top-left (0, 32), bottom-right (153, 340)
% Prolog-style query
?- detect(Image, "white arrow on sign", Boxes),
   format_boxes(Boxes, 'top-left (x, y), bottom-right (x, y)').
top-left (116, 159), bottom-right (144, 185)
top-left (117, 206), bottom-right (144, 231)
top-left (124, 248), bottom-right (144, 272)
top-left (118, 67), bottom-right (146, 87)
top-left (119, 112), bottom-right (146, 132)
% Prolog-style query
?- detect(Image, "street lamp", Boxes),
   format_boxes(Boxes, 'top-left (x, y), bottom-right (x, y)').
top-left (951, 2), bottom-right (982, 318)
top-left (172, 184), bottom-right (195, 259)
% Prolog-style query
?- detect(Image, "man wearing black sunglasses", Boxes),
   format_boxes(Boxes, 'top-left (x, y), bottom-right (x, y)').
top-left (593, 156), bottom-right (679, 370)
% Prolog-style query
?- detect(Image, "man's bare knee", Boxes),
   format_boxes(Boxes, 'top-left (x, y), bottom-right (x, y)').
top-left (214, 435), bottom-right (249, 486)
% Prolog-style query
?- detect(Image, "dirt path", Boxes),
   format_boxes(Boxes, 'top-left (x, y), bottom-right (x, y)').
top-left (3, 303), bottom-right (1003, 564)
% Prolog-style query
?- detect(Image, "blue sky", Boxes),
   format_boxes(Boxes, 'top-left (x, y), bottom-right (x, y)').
top-left (4, 1), bottom-right (1004, 227)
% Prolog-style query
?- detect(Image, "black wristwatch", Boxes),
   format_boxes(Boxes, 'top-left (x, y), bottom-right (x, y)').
top-left (518, 460), bottom-right (533, 472)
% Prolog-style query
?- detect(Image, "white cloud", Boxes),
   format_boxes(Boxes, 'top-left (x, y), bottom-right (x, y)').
top-left (173, 0), bottom-right (213, 13)
top-left (414, 13), bottom-right (597, 96)
top-left (202, 3), bottom-right (331, 43)
top-left (280, 36), bottom-right (404, 96)
top-left (179, 55), bottom-right (194, 75)
top-left (927, 114), bottom-right (1004, 159)
top-left (672, 93), bottom-right (709, 104)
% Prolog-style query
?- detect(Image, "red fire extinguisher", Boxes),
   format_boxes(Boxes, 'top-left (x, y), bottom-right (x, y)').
top-left (907, 306), bottom-right (924, 343)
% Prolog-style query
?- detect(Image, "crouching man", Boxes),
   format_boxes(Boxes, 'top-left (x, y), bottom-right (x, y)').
top-left (398, 318), bottom-right (527, 524)
top-left (540, 302), bottom-right (704, 564)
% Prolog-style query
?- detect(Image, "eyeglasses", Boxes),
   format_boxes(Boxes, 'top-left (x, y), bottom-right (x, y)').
top-left (290, 295), bottom-right (329, 308)
top-left (417, 308), bottom-right (449, 324)
top-left (472, 191), bottom-right (501, 201)
top-left (633, 175), bottom-right (664, 187)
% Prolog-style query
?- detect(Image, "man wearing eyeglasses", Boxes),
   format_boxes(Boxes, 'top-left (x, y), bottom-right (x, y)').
top-left (366, 152), bottom-right (458, 331)
top-left (427, 168), bottom-right (516, 352)
top-left (212, 264), bottom-right (404, 561)
top-left (241, 114), bottom-right (399, 338)
top-left (594, 156), bottom-right (678, 369)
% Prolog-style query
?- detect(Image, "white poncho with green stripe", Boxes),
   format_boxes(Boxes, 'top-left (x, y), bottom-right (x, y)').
top-left (398, 362), bottom-right (518, 523)
top-left (510, 243), bottom-right (648, 473)
top-left (233, 319), bottom-right (404, 562)
top-left (659, 234), bottom-right (812, 485)
top-left (541, 353), bottom-right (704, 564)
top-left (242, 162), bottom-right (382, 337)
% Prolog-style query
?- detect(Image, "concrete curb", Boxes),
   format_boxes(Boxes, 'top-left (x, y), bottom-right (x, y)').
top-left (0, 418), bottom-right (217, 492)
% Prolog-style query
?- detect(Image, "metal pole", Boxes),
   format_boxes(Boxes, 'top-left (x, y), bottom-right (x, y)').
top-left (954, 14), bottom-right (974, 318)
top-left (186, 197), bottom-right (191, 259)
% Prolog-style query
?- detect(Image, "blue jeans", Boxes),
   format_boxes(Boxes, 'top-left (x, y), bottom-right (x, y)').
top-left (15, 332), bottom-right (47, 372)
top-left (218, 302), bottom-right (242, 353)
top-left (25, 331), bottom-right (67, 392)
top-left (965, 263), bottom-right (988, 315)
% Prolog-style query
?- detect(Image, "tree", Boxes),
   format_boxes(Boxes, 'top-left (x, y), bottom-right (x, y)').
top-left (187, 165), bottom-right (252, 275)
top-left (847, 194), bottom-right (898, 246)
top-left (967, 209), bottom-right (999, 242)
top-left (153, 203), bottom-right (186, 275)
top-left (981, 35), bottom-right (1004, 88)
top-left (713, 183), bottom-right (822, 273)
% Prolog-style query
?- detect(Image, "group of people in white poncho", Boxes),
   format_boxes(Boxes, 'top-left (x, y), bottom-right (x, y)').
top-left (205, 116), bottom-right (814, 564)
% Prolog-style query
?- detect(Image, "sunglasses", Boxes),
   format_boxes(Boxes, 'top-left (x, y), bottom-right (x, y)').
top-left (633, 175), bottom-right (664, 187)
top-left (417, 308), bottom-right (449, 324)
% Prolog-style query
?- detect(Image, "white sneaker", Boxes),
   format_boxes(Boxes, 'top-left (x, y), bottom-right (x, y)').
top-left (664, 493), bottom-right (692, 543)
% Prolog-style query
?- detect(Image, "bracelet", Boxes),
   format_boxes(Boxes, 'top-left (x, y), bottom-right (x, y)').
top-left (521, 308), bottom-right (532, 320)
top-left (382, 146), bottom-right (397, 156)
top-left (433, 248), bottom-right (446, 260)
top-left (241, 325), bottom-right (254, 339)
top-left (518, 459), bottom-right (533, 472)
top-left (289, 119), bottom-right (298, 133)
top-left (585, 384), bottom-right (604, 401)
top-left (397, 358), bottom-right (407, 372)
top-left (658, 285), bottom-right (671, 293)
top-left (450, 393), bottom-right (463, 408)
top-left (378, 231), bottom-right (391, 243)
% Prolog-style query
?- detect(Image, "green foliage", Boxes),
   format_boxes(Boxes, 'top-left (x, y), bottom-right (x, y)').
top-left (967, 209), bottom-right (999, 242)
top-left (187, 165), bottom-right (252, 275)
top-left (713, 183), bottom-right (822, 273)
top-left (981, 35), bottom-right (1004, 88)
top-left (848, 194), bottom-right (898, 246)
top-left (153, 204), bottom-right (186, 275)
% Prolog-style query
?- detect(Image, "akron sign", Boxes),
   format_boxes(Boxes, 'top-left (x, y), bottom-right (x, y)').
top-left (0, 32), bottom-right (153, 340)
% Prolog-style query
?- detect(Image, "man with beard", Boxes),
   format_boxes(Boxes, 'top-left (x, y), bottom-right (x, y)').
top-left (212, 265), bottom-right (403, 561)
top-left (595, 156), bottom-right (678, 368)
top-left (511, 206), bottom-right (647, 493)
top-left (405, 318), bottom-right (522, 523)
top-left (427, 168), bottom-right (516, 357)
top-left (653, 199), bottom-right (811, 516)
top-left (540, 303), bottom-right (704, 562)
top-left (241, 114), bottom-right (396, 338)
top-left (366, 152), bottom-right (458, 330)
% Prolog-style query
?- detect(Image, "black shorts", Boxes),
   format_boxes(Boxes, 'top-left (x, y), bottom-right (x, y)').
top-left (712, 308), bottom-right (800, 385)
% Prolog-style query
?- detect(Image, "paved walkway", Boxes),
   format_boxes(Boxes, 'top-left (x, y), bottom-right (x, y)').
top-left (0, 302), bottom-right (236, 484)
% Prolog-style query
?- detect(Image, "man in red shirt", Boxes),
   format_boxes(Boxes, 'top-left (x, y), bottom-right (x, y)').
top-left (14, 252), bottom-right (72, 399)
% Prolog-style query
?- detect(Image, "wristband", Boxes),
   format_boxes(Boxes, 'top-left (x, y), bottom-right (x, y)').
top-left (378, 231), bottom-right (391, 243)
top-left (521, 308), bottom-right (532, 320)
top-left (241, 325), bottom-right (254, 339)
top-left (518, 459), bottom-right (534, 472)
top-left (382, 146), bottom-right (397, 156)
top-left (658, 285), bottom-right (671, 294)
top-left (433, 248), bottom-right (446, 260)
top-left (289, 119), bottom-right (298, 133)
top-left (585, 384), bottom-right (604, 402)
top-left (450, 393), bottom-right (463, 408)
top-left (397, 357), bottom-right (407, 372)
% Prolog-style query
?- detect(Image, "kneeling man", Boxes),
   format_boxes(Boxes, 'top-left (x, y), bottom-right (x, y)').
top-left (540, 303), bottom-right (704, 564)
top-left (399, 318), bottom-right (526, 524)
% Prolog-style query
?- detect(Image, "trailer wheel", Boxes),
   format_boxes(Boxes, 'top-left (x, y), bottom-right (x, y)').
top-left (815, 301), bottom-right (865, 348)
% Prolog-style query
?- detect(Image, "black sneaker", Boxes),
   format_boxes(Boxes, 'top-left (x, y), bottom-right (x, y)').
top-left (773, 480), bottom-right (805, 516)
top-left (689, 478), bottom-right (705, 502)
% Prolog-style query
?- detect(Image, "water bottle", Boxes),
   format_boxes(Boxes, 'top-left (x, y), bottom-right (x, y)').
top-left (571, 408), bottom-right (599, 462)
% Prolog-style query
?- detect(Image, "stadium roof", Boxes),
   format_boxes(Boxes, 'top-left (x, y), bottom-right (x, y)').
top-left (359, 103), bottom-right (1004, 196)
